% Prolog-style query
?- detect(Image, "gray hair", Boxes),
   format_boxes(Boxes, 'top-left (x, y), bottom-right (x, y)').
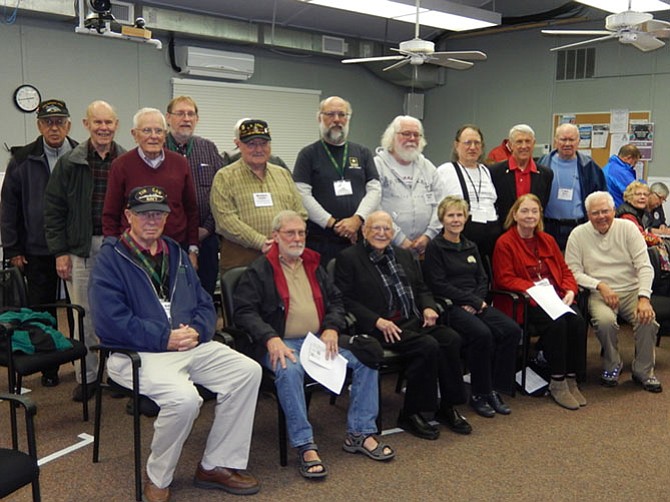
top-left (132, 107), bottom-right (166, 129)
top-left (509, 124), bottom-right (535, 141)
top-left (554, 123), bottom-right (578, 138)
top-left (650, 182), bottom-right (669, 198)
top-left (317, 96), bottom-right (352, 120)
top-left (271, 210), bottom-right (305, 232)
top-left (380, 115), bottom-right (427, 151)
top-left (584, 191), bottom-right (615, 212)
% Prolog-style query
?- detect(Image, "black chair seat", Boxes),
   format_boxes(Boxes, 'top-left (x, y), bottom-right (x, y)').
top-left (0, 449), bottom-right (38, 497)
top-left (0, 340), bottom-right (87, 376)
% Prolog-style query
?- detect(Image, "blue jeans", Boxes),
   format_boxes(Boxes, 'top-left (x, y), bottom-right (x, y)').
top-left (263, 337), bottom-right (379, 448)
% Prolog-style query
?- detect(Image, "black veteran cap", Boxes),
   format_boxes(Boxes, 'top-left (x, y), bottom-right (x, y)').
top-left (127, 186), bottom-right (171, 213)
top-left (239, 119), bottom-right (271, 143)
top-left (37, 99), bottom-right (70, 118)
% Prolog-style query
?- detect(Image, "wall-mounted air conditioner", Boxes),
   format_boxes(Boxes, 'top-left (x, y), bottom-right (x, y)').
top-left (175, 46), bottom-right (255, 80)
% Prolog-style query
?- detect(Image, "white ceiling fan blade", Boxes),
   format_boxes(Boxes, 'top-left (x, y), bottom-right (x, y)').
top-left (430, 58), bottom-right (474, 70)
top-left (383, 58), bottom-right (412, 72)
top-left (542, 29), bottom-right (612, 35)
top-left (432, 50), bottom-right (487, 60)
top-left (640, 20), bottom-right (670, 38)
top-left (632, 34), bottom-right (666, 51)
top-left (342, 55), bottom-right (405, 64)
top-left (549, 33), bottom-right (618, 51)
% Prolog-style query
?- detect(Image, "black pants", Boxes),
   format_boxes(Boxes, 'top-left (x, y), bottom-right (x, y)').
top-left (450, 305), bottom-right (521, 395)
top-left (373, 317), bottom-right (466, 414)
top-left (527, 304), bottom-right (586, 376)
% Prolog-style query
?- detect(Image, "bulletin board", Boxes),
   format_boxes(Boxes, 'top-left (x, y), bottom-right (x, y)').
top-left (552, 111), bottom-right (651, 173)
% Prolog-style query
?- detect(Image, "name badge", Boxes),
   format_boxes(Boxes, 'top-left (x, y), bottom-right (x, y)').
top-left (253, 192), bottom-right (274, 207)
top-left (334, 180), bottom-right (353, 196)
top-left (423, 192), bottom-right (436, 205)
top-left (557, 188), bottom-right (574, 201)
top-left (159, 300), bottom-right (171, 322)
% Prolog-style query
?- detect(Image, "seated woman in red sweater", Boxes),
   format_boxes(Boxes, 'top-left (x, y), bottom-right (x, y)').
top-left (492, 194), bottom-right (586, 410)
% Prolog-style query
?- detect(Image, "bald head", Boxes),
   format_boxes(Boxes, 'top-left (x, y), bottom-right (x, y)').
top-left (554, 123), bottom-right (579, 160)
top-left (318, 96), bottom-right (351, 145)
top-left (83, 100), bottom-right (119, 153)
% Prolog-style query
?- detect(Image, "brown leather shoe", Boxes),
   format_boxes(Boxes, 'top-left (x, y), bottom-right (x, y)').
top-left (194, 464), bottom-right (260, 495)
top-left (143, 481), bottom-right (170, 502)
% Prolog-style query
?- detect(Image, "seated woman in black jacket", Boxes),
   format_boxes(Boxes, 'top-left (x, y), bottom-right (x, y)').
top-left (424, 196), bottom-right (521, 417)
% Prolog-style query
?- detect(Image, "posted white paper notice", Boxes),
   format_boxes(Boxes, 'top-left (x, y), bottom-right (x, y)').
top-left (299, 332), bottom-right (347, 395)
top-left (526, 285), bottom-right (575, 320)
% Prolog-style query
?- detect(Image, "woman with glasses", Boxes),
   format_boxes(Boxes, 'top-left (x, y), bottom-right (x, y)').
top-left (436, 124), bottom-right (501, 261)
top-left (424, 196), bottom-right (521, 418)
top-left (493, 194), bottom-right (586, 410)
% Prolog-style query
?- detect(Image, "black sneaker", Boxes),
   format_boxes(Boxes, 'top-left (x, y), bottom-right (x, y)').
top-left (41, 371), bottom-right (60, 387)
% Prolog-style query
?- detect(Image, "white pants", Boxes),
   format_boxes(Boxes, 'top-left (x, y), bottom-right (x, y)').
top-left (107, 341), bottom-right (261, 488)
top-left (69, 235), bottom-right (103, 383)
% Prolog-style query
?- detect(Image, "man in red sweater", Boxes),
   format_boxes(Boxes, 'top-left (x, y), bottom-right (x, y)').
top-left (102, 107), bottom-right (199, 267)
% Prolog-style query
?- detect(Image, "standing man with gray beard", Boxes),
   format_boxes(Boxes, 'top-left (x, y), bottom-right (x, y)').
top-left (374, 115), bottom-right (442, 257)
top-left (293, 96), bottom-right (381, 265)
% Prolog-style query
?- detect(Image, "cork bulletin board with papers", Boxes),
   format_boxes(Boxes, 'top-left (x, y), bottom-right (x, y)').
top-left (552, 111), bottom-right (651, 175)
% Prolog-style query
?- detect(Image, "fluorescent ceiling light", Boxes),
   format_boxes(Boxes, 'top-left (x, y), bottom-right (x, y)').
top-left (299, 0), bottom-right (500, 32)
top-left (576, 0), bottom-right (670, 12)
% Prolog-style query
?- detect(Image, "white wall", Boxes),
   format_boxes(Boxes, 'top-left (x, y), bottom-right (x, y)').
top-left (421, 20), bottom-right (670, 178)
top-left (0, 17), bottom-right (406, 168)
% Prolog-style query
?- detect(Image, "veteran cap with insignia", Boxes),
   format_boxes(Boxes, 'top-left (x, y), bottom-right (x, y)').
top-left (36, 99), bottom-right (70, 118)
top-left (127, 186), bottom-right (171, 213)
top-left (238, 119), bottom-right (271, 143)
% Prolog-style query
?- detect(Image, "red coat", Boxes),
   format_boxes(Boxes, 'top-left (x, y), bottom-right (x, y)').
top-left (492, 226), bottom-right (577, 322)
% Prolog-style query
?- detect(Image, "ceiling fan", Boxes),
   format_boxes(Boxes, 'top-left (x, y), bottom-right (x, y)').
top-left (542, 0), bottom-right (670, 52)
top-left (341, 0), bottom-right (487, 71)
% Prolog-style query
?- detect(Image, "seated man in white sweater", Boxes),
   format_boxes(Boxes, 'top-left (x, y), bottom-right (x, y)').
top-left (565, 191), bottom-right (661, 393)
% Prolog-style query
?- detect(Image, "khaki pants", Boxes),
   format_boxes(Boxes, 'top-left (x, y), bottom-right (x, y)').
top-left (588, 289), bottom-right (658, 379)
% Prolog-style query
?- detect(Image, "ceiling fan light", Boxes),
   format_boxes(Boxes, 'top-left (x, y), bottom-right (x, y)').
top-left (575, 0), bottom-right (670, 13)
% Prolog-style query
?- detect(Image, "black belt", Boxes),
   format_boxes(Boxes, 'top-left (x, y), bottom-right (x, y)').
top-left (545, 217), bottom-right (586, 226)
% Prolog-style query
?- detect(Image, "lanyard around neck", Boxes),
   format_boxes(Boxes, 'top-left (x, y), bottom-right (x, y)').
top-left (321, 139), bottom-right (348, 178)
top-left (121, 231), bottom-right (169, 299)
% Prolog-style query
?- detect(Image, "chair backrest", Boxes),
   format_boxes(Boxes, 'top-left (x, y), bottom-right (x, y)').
top-left (220, 266), bottom-right (248, 326)
top-left (0, 268), bottom-right (28, 309)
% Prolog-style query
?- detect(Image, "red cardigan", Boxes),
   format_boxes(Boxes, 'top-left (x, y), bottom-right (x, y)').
top-left (492, 226), bottom-right (577, 321)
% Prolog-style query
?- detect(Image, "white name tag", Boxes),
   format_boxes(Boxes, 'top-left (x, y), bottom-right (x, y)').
top-left (423, 192), bottom-right (436, 205)
top-left (253, 192), bottom-right (274, 207)
top-left (334, 180), bottom-right (353, 196)
top-left (557, 188), bottom-right (574, 201)
top-left (159, 300), bottom-right (171, 322)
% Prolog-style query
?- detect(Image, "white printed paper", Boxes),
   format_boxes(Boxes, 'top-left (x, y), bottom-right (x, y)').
top-left (299, 332), bottom-right (347, 395)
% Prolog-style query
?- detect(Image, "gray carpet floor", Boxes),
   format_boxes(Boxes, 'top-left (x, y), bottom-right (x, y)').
top-left (2, 326), bottom-right (670, 502)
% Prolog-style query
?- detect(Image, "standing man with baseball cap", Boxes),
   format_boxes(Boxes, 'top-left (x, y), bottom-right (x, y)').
top-left (210, 119), bottom-right (306, 273)
top-left (1, 98), bottom-right (77, 387)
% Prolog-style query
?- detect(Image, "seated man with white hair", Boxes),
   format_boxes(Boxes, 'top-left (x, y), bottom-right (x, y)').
top-left (374, 115), bottom-right (443, 257)
top-left (566, 191), bottom-right (661, 393)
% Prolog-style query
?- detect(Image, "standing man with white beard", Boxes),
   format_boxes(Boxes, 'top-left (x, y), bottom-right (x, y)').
top-left (374, 115), bottom-right (442, 257)
top-left (293, 96), bottom-right (381, 265)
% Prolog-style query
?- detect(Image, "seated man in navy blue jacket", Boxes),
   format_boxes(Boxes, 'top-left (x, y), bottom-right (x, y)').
top-left (234, 210), bottom-right (395, 480)
top-left (89, 185), bottom-right (261, 502)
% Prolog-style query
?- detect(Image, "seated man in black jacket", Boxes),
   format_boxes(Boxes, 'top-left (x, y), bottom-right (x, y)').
top-left (234, 210), bottom-right (395, 480)
top-left (335, 210), bottom-right (471, 440)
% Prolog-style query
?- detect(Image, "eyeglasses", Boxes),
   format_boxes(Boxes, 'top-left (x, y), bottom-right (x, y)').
top-left (459, 140), bottom-right (482, 148)
top-left (397, 131), bottom-right (422, 139)
top-left (557, 137), bottom-right (578, 143)
top-left (39, 118), bottom-right (68, 128)
top-left (244, 140), bottom-right (269, 149)
top-left (320, 111), bottom-right (350, 119)
top-left (279, 230), bottom-right (307, 238)
top-left (369, 225), bottom-right (393, 233)
top-left (132, 211), bottom-right (167, 221)
top-left (169, 110), bottom-right (197, 118)
top-left (633, 192), bottom-right (649, 197)
top-left (138, 128), bottom-right (165, 136)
